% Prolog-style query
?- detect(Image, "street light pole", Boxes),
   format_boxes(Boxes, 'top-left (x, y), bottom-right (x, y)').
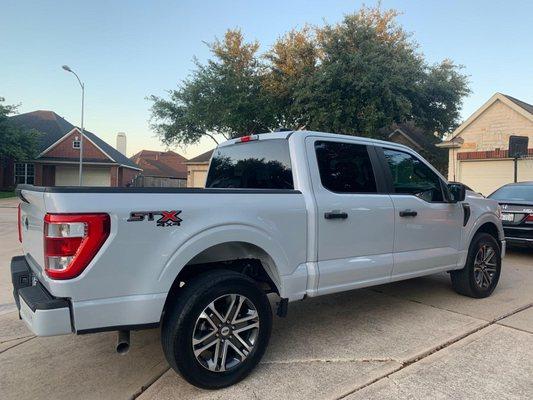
top-left (62, 65), bottom-right (85, 186)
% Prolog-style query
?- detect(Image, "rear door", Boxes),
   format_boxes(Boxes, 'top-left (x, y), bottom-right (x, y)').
top-left (377, 146), bottom-right (463, 279)
top-left (306, 137), bottom-right (395, 295)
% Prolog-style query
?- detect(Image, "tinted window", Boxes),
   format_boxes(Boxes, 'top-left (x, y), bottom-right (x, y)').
top-left (489, 185), bottom-right (533, 201)
top-left (206, 139), bottom-right (293, 189)
top-left (315, 141), bottom-right (377, 193)
top-left (383, 149), bottom-right (443, 202)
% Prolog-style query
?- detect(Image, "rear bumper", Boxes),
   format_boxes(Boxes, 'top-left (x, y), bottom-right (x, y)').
top-left (11, 256), bottom-right (72, 336)
top-left (503, 226), bottom-right (533, 247)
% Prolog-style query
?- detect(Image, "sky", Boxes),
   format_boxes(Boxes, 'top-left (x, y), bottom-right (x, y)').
top-left (2, 0), bottom-right (532, 158)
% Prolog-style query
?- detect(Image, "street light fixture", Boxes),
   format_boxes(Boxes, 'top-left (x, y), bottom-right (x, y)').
top-left (62, 65), bottom-right (85, 186)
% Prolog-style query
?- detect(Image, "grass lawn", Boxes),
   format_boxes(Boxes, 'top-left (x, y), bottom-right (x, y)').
top-left (0, 191), bottom-right (16, 199)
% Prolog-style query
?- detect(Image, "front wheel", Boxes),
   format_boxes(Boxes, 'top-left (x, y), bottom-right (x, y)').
top-left (450, 232), bottom-right (501, 298)
top-left (161, 270), bottom-right (272, 389)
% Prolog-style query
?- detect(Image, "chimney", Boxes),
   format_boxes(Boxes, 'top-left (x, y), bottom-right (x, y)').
top-left (116, 132), bottom-right (127, 155)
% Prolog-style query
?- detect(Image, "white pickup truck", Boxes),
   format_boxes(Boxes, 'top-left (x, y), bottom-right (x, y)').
top-left (12, 130), bottom-right (505, 389)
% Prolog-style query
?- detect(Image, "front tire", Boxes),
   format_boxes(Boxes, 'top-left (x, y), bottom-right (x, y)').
top-left (161, 270), bottom-right (272, 389)
top-left (451, 233), bottom-right (501, 298)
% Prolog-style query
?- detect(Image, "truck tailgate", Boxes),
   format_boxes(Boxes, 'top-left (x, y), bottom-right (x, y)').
top-left (19, 188), bottom-right (47, 273)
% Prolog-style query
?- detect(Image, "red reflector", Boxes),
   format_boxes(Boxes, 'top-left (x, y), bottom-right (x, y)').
top-left (239, 134), bottom-right (258, 143)
top-left (526, 214), bottom-right (533, 223)
top-left (44, 213), bottom-right (110, 280)
top-left (44, 237), bottom-right (83, 256)
top-left (18, 204), bottom-right (22, 243)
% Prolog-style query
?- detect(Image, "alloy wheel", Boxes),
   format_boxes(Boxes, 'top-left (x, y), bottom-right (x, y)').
top-left (473, 244), bottom-right (498, 289)
top-left (192, 294), bottom-right (260, 372)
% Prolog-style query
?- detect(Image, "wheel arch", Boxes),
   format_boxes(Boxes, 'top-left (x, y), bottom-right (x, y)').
top-left (157, 224), bottom-right (291, 315)
top-left (475, 221), bottom-right (501, 244)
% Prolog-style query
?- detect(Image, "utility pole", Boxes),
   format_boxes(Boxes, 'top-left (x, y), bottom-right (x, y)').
top-left (62, 65), bottom-right (85, 186)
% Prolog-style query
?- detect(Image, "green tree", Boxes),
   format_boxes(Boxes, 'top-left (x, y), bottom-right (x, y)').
top-left (263, 27), bottom-right (319, 129)
top-left (149, 30), bottom-right (273, 146)
top-left (295, 7), bottom-right (469, 138)
top-left (149, 5), bottom-right (470, 147)
top-left (0, 98), bottom-right (40, 164)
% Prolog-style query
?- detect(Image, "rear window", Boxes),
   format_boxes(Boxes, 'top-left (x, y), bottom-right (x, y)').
top-left (489, 185), bottom-right (533, 201)
top-left (205, 139), bottom-right (294, 189)
top-left (315, 141), bottom-right (377, 193)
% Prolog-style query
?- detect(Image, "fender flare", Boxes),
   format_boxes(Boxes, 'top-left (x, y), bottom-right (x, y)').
top-left (458, 212), bottom-right (503, 266)
top-left (156, 223), bottom-right (291, 294)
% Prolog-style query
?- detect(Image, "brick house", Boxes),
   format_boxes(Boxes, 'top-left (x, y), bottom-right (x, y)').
top-left (130, 150), bottom-right (188, 187)
top-left (437, 93), bottom-right (533, 195)
top-left (3, 110), bottom-right (141, 188)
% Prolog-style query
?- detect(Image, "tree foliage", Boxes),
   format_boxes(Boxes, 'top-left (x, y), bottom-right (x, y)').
top-left (149, 5), bottom-right (470, 147)
top-left (0, 98), bottom-right (40, 165)
top-left (149, 30), bottom-right (273, 145)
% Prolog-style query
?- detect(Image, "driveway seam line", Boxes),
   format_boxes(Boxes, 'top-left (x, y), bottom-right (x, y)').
top-left (262, 357), bottom-right (397, 364)
top-left (335, 302), bottom-right (532, 399)
top-left (130, 366), bottom-right (171, 399)
top-left (0, 334), bottom-right (34, 344)
top-left (0, 336), bottom-right (35, 354)
top-left (496, 322), bottom-right (533, 335)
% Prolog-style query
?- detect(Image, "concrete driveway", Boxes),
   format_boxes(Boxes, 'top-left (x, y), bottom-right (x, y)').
top-left (1, 197), bottom-right (532, 399)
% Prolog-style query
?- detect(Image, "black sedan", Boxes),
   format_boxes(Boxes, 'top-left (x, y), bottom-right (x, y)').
top-left (489, 182), bottom-right (533, 247)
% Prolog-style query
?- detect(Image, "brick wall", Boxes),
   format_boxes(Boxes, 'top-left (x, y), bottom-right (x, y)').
top-left (119, 167), bottom-right (140, 186)
top-left (457, 148), bottom-right (533, 160)
top-left (109, 166), bottom-right (118, 186)
top-left (45, 130), bottom-right (110, 160)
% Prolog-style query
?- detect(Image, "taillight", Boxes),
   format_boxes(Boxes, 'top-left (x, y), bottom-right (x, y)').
top-left (44, 213), bottom-right (110, 280)
top-left (18, 204), bottom-right (22, 243)
top-left (525, 214), bottom-right (533, 223)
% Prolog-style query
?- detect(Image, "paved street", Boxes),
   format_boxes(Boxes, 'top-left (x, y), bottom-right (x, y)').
top-left (1, 197), bottom-right (532, 400)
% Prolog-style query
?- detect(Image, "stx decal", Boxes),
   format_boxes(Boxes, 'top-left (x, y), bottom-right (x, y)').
top-left (127, 210), bottom-right (182, 227)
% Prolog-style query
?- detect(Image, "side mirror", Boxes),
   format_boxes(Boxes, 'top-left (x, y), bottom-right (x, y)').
top-left (447, 183), bottom-right (466, 203)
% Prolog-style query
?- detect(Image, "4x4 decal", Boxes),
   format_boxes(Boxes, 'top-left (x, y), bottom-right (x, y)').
top-left (127, 210), bottom-right (182, 227)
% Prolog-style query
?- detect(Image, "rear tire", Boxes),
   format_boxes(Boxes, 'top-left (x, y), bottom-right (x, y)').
top-left (161, 269), bottom-right (272, 389)
top-left (451, 232), bottom-right (501, 298)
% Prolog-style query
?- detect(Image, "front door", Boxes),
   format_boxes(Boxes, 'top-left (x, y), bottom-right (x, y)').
top-left (377, 147), bottom-right (464, 279)
top-left (306, 138), bottom-right (395, 295)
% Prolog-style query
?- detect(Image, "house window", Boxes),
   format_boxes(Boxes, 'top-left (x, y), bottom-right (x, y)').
top-left (73, 140), bottom-right (81, 149)
top-left (14, 163), bottom-right (35, 185)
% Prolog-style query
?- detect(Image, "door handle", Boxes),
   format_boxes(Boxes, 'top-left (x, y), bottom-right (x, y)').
top-left (324, 210), bottom-right (348, 220)
top-left (399, 209), bottom-right (417, 217)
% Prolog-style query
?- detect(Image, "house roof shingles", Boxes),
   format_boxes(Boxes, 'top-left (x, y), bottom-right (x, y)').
top-left (131, 150), bottom-right (188, 179)
top-left (9, 110), bottom-right (140, 170)
top-left (187, 149), bottom-right (214, 163)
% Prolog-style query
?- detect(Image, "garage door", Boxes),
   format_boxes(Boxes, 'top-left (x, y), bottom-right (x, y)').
top-left (458, 159), bottom-right (533, 196)
top-left (55, 166), bottom-right (111, 186)
top-left (191, 170), bottom-right (208, 188)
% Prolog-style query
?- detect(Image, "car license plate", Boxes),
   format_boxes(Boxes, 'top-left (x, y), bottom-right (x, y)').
top-left (501, 213), bottom-right (514, 222)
